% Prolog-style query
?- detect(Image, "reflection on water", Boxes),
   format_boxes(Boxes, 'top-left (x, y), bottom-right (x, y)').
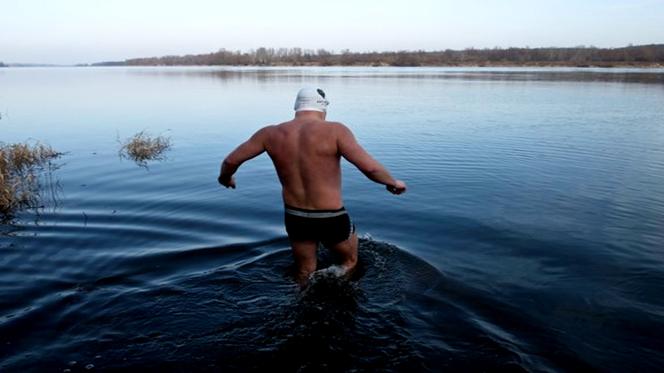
top-left (1, 67), bottom-right (664, 371)
top-left (126, 65), bottom-right (664, 85)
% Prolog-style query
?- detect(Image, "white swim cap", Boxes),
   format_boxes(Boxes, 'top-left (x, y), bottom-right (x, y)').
top-left (294, 87), bottom-right (329, 113)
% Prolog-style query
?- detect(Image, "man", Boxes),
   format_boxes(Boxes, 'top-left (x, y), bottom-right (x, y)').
top-left (218, 87), bottom-right (406, 285)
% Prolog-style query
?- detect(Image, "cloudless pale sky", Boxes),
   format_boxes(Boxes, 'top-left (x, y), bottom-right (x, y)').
top-left (1, 0), bottom-right (663, 64)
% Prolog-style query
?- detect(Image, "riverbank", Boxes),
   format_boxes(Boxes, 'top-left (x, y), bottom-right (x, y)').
top-left (80, 44), bottom-right (664, 68)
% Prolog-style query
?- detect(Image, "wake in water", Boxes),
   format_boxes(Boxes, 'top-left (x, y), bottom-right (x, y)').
top-left (0, 237), bottom-right (593, 372)
top-left (0, 238), bottom-right (441, 371)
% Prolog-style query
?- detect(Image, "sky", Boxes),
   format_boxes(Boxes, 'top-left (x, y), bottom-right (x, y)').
top-left (1, 0), bottom-right (663, 64)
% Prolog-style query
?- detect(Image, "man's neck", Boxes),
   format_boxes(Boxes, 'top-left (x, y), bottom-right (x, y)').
top-left (294, 111), bottom-right (326, 121)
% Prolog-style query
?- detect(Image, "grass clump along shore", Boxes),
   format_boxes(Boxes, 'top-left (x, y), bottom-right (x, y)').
top-left (119, 131), bottom-right (171, 166)
top-left (0, 142), bottom-right (61, 218)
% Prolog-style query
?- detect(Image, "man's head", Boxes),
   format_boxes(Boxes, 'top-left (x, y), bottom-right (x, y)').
top-left (294, 87), bottom-right (329, 113)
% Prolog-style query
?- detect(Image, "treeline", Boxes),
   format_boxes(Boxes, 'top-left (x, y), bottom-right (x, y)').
top-left (93, 44), bottom-right (664, 67)
top-left (0, 62), bottom-right (7, 67)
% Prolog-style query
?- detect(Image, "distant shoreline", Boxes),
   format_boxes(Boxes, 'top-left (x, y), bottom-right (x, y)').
top-left (92, 44), bottom-right (664, 69)
top-left (3, 44), bottom-right (664, 68)
top-left (3, 62), bottom-right (664, 69)
top-left (86, 62), bottom-right (664, 69)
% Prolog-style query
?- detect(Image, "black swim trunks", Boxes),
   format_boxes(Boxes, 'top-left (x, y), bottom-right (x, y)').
top-left (284, 204), bottom-right (355, 246)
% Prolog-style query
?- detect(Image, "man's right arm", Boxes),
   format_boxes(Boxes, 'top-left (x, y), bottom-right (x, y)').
top-left (218, 126), bottom-right (271, 189)
top-left (336, 124), bottom-right (406, 195)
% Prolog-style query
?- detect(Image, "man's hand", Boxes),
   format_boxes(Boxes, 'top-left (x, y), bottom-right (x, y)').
top-left (218, 175), bottom-right (236, 189)
top-left (386, 180), bottom-right (407, 195)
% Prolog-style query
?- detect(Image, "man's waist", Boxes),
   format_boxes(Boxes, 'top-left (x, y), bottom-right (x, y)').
top-left (284, 204), bottom-right (347, 218)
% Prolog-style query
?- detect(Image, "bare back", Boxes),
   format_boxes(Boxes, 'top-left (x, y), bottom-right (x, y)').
top-left (219, 111), bottom-right (403, 209)
top-left (265, 117), bottom-right (343, 210)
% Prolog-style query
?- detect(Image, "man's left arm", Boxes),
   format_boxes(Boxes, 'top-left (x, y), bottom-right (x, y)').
top-left (218, 126), bottom-right (271, 188)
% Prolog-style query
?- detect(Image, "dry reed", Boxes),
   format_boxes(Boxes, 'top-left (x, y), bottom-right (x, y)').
top-left (119, 131), bottom-right (171, 166)
top-left (0, 142), bottom-right (61, 218)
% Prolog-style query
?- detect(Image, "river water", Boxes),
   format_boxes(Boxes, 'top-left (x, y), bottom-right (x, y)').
top-left (1, 66), bottom-right (663, 371)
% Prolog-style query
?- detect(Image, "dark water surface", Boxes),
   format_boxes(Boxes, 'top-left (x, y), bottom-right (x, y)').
top-left (1, 67), bottom-right (664, 371)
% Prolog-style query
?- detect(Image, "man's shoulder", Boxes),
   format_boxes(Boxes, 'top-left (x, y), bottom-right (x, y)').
top-left (269, 120), bottom-right (295, 131)
top-left (254, 124), bottom-right (277, 137)
top-left (267, 119), bottom-right (349, 135)
top-left (324, 121), bottom-right (354, 139)
top-left (322, 120), bottom-right (349, 132)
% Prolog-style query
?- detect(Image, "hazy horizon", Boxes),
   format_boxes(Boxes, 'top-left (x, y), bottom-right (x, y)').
top-left (2, 0), bottom-right (663, 65)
